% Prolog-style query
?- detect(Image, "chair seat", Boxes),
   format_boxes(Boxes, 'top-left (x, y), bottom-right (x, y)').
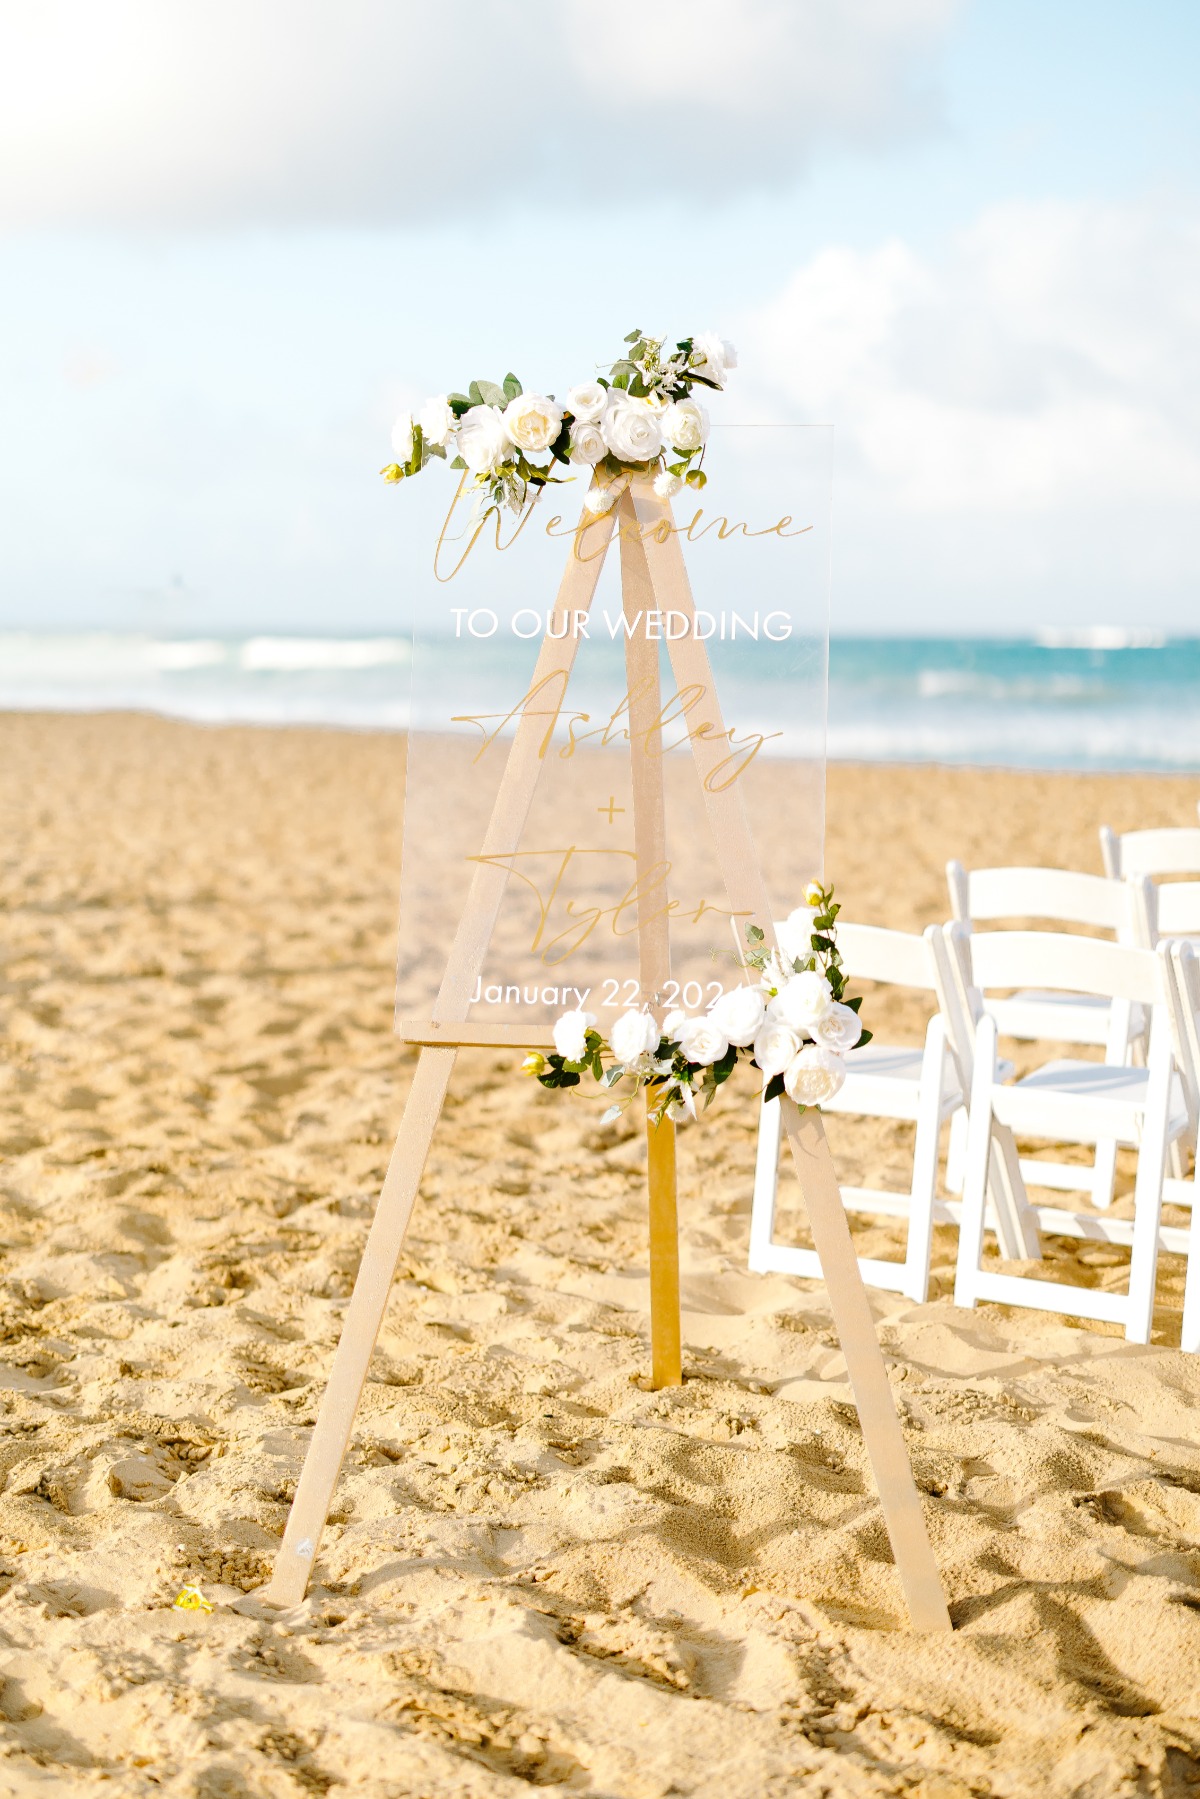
top-left (992, 1058), bottom-right (1189, 1143)
top-left (824, 1041), bottom-right (962, 1121)
top-left (987, 991), bottom-right (1145, 1047)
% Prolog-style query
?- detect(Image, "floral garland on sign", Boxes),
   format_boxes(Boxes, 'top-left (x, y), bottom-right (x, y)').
top-left (381, 328), bottom-right (736, 519)
top-left (522, 884), bottom-right (872, 1127)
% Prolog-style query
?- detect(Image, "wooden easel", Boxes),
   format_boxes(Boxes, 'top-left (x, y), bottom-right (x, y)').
top-left (263, 474), bottom-right (952, 1634)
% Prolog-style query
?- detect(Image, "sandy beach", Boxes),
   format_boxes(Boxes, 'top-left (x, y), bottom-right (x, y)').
top-left (4, 710), bottom-right (1200, 1797)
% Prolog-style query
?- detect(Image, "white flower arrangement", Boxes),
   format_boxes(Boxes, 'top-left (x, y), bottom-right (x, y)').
top-left (381, 328), bottom-right (736, 517)
top-left (522, 883), bottom-right (872, 1126)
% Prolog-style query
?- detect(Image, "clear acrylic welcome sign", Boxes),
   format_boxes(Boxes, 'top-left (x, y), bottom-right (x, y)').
top-left (395, 426), bottom-right (831, 1035)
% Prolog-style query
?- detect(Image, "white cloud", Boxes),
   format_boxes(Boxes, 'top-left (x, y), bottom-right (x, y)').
top-left (0, 0), bottom-right (957, 228)
top-left (742, 200), bottom-right (1200, 621)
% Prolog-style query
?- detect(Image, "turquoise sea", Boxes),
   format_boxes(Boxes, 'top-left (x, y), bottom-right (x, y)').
top-left (2, 630), bottom-right (1198, 773)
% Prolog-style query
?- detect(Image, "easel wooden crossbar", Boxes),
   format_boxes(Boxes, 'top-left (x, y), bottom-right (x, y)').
top-left (262, 474), bottom-right (952, 1634)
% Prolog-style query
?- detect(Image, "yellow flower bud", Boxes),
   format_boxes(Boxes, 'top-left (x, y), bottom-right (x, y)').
top-left (380, 463), bottom-right (405, 484)
top-left (521, 1052), bottom-right (546, 1078)
top-left (804, 880), bottom-right (824, 907)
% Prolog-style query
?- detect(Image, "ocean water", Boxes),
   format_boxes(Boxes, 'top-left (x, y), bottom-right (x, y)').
top-left (1, 629), bottom-right (1198, 773)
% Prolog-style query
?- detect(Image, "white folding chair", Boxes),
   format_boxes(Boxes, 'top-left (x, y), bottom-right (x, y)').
top-left (1162, 941), bottom-right (1200, 1349)
top-left (1101, 825), bottom-right (1200, 881)
top-left (946, 862), bottom-right (1148, 1207)
top-left (749, 923), bottom-right (966, 1303)
top-left (953, 928), bottom-right (1190, 1344)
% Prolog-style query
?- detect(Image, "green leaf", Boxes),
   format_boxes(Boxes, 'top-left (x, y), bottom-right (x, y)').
top-left (468, 380), bottom-right (484, 406)
top-left (623, 328), bottom-right (642, 343)
top-left (857, 1029), bottom-right (873, 1047)
top-left (846, 994), bottom-right (863, 1013)
top-left (764, 1073), bottom-right (786, 1104)
top-left (812, 935), bottom-right (834, 953)
top-left (600, 1104), bottom-right (623, 1125)
top-left (503, 372), bottom-right (523, 400)
top-left (449, 455), bottom-right (467, 470)
top-left (447, 392), bottom-right (472, 416)
top-left (548, 421), bottom-right (572, 465)
top-left (710, 1045), bottom-right (738, 1087)
top-left (476, 378), bottom-right (507, 408)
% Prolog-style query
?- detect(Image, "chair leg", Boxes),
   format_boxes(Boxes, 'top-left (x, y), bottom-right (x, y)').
top-left (748, 1084), bottom-right (784, 1272)
top-left (1126, 1041), bottom-right (1174, 1344)
top-left (955, 1017), bottom-right (998, 1310)
top-left (1182, 1175), bottom-right (1200, 1353)
top-left (945, 1108), bottom-right (967, 1195)
top-left (1092, 1137), bottom-right (1119, 1209)
top-left (904, 1018), bottom-right (945, 1304)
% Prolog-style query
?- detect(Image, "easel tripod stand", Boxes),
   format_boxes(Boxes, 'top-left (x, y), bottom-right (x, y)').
top-left (263, 473), bottom-right (951, 1634)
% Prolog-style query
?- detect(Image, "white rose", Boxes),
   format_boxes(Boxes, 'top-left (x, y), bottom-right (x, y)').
top-left (569, 421), bottom-right (607, 466)
top-left (553, 1008), bottom-right (596, 1062)
top-left (391, 411), bottom-right (414, 461)
top-left (813, 1002), bottom-right (863, 1054)
top-left (780, 907), bottom-right (816, 961)
top-left (753, 1020), bottom-right (802, 1079)
top-left (667, 1085), bottom-right (697, 1122)
top-left (503, 392), bottom-right (564, 455)
top-left (769, 970), bottom-right (833, 1033)
top-left (566, 381), bottom-right (607, 424)
top-left (584, 484), bottom-right (616, 513)
top-left (677, 1015), bottom-right (729, 1066)
top-left (601, 396), bottom-right (663, 464)
top-left (653, 470), bottom-right (682, 498)
top-left (456, 404), bottom-right (511, 473)
top-left (418, 395), bottom-right (455, 449)
top-left (709, 985), bottom-right (766, 1048)
top-left (610, 1008), bottom-right (660, 1066)
top-left (662, 398), bottom-right (709, 453)
top-left (662, 1008), bottom-right (687, 1037)
top-left (783, 1044), bottom-right (846, 1105)
top-left (692, 332), bottom-right (737, 389)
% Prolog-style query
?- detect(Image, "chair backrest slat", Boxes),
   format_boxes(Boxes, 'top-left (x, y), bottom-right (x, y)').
top-left (1148, 881), bottom-right (1200, 938)
top-left (1162, 941), bottom-right (1200, 1137)
top-left (947, 860), bottom-right (1138, 933)
top-left (963, 928), bottom-right (1163, 1006)
top-left (774, 919), bottom-right (939, 992)
top-left (1101, 825), bottom-right (1200, 880)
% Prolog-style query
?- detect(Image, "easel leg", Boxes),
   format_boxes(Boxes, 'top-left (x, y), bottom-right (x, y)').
top-left (262, 1046), bottom-right (456, 1607)
top-left (646, 1099), bottom-right (682, 1388)
top-left (782, 1102), bottom-right (952, 1633)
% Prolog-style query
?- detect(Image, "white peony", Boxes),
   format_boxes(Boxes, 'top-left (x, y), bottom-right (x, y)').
top-left (569, 421), bottom-right (607, 466)
top-left (813, 1001), bottom-right (863, 1054)
top-left (456, 404), bottom-right (511, 473)
top-left (783, 1043), bottom-right (846, 1105)
top-left (753, 1020), bottom-right (802, 1079)
top-left (584, 484), bottom-right (616, 513)
top-left (601, 395), bottom-right (664, 464)
top-left (662, 398), bottom-right (709, 453)
top-left (709, 984), bottom-right (766, 1047)
top-left (692, 332), bottom-right (737, 389)
top-left (653, 470), bottom-right (683, 498)
top-left (610, 1008), bottom-right (660, 1066)
top-left (677, 1015), bottom-right (729, 1066)
top-left (768, 970), bottom-right (834, 1033)
top-left (566, 381), bottom-right (607, 424)
top-left (418, 395), bottom-right (456, 449)
top-left (553, 1008), bottom-right (596, 1062)
top-left (503, 392), bottom-right (564, 455)
top-left (391, 411), bottom-right (415, 461)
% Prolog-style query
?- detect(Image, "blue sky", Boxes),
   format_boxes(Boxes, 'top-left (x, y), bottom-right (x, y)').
top-left (1, 0), bottom-right (1197, 635)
